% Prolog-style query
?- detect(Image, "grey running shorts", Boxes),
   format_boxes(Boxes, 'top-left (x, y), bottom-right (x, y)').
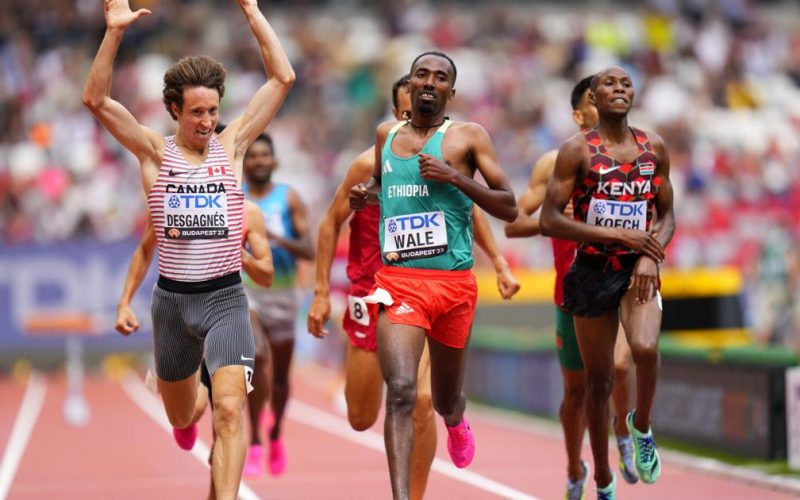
top-left (151, 274), bottom-right (255, 382)
top-left (245, 286), bottom-right (298, 351)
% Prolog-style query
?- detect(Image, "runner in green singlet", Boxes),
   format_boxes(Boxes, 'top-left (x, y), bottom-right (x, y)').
top-left (349, 51), bottom-right (517, 500)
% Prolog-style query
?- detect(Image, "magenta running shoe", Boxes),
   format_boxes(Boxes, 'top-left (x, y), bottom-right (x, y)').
top-left (172, 423), bottom-right (197, 451)
top-left (243, 444), bottom-right (264, 477)
top-left (268, 439), bottom-right (287, 476)
top-left (446, 417), bottom-right (475, 468)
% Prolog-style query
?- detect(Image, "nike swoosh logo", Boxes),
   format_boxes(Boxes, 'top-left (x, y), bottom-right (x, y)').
top-left (168, 169), bottom-right (184, 176)
top-left (240, 355), bottom-right (254, 361)
top-left (598, 166), bottom-right (620, 174)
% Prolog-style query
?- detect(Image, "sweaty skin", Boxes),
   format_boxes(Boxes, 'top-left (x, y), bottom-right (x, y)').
top-left (85, 2), bottom-right (293, 495)
top-left (242, 135), bottom-right (313, 464)
top-left (307, 78), bottom-right (518, 500)
top-left (540, 66), bottom-right (676, 490)
top-left (503, 82), bottom-right (638, 485)
top-left (349, 54), bottom-right (517, 500)
top-left (115, 201), bottom-right (274, 336)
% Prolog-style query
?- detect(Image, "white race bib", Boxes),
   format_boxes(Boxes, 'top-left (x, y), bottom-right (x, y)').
top-left (382, 210), bottom-right (448, 262)
top-left (347, 295), bottom-right (370, 327)
top-left (164, 191), bottom-right (229, 240)
top-left (586, 198), bottom-right (646, 232)
top-left (264, 212), bottom-right (286, 238)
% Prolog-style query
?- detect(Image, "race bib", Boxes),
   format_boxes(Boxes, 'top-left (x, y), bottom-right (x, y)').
top-left (164, 191), bottom-right (229, 240)
top-left (347, 295), bottom-right (370, 327)
top-left (264, 212), bottom-right (286, 238)
top-left (586, 198), bottom-right (646, 232)
top-left (383, 211), bottom-right (448, 263)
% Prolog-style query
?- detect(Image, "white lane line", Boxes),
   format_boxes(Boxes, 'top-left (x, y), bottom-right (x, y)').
top-left (121, 375), bottom-right (260, 500)
top-left (0, 373), bottom-right (47, 500)
top-left (468, 402), bottom-right (800, 496)
top-left (298, 363), bottom-right (800, 496)
top-left (288, 400), bottom-right (540, 500)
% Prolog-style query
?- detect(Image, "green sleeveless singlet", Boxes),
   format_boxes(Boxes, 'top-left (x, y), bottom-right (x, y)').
top-left (378, 120), bottom-right (474, 270)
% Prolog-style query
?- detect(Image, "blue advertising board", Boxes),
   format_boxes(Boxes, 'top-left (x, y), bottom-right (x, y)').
top-left (0, 239), bottom-right (156, 354)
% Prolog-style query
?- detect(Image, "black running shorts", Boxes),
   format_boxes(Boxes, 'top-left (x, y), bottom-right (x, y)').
top-left (562, 253), bottom-right (641, 317)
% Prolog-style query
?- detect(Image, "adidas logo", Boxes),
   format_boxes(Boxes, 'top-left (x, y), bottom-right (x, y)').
top-left (383, 160), bottom-right (393, 174)
top-left (395, 302), bottom-right (414, 315)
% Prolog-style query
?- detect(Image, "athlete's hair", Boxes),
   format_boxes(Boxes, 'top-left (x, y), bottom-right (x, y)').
top-left (163, 56), bottom-right (226, 120)
top-left (410, 51), bottom-right (457, 84)
top-left (570, 75), bottom-right (594, 110)
top-left (391, 74), bottom-right (411, 109)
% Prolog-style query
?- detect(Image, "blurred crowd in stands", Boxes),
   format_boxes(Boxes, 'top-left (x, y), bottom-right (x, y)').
top-left (1, 0), bottom-right (800, 343)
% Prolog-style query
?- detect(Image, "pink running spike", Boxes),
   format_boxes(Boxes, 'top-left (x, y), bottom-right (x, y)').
top-left (243, 444), bottom-right (264, 478)
top-left (446, 417), bottom-right (475, 468)
top-left (172, 424), bottom-right (197, 451)
top-left (269, 439), bottom-right (287, 476)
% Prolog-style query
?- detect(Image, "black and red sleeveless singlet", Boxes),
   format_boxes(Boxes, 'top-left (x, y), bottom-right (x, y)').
top-left (571, 128), bottom-right (661, 261)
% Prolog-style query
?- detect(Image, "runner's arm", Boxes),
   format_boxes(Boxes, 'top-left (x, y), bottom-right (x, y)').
top-left (631, 134), bottom-right (675, 303)
top-left (272, 189), bottom-right (314, 260)
top-left (221, 0), bottom-right (295, 163)
top-left (314, 148), bottom-right (373, 297)
top-left (540, 136), bottom-right (665, 262)
top-left (350, 123), bottom-right (392, 210)
top-left (504, 151), bottom-right (556, 238)
top-left (242, 203), bottom-right (274, 288)
top-left (473, 207), bottom-right (520, 299)
top-left (309, 148), bottom-right (374, 337)
top-left (115, 219), bottom-right (156, 335)
top-left (83, 0), bottom-right (160, 165)
top-left (649, 134), bottom-right (676, 249)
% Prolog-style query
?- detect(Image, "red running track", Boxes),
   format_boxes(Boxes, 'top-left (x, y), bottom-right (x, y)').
top-left (0, 366), bottom-right (795, 500)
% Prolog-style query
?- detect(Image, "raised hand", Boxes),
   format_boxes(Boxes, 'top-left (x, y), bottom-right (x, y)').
top-left (104, 0), bottom-right (151, 31)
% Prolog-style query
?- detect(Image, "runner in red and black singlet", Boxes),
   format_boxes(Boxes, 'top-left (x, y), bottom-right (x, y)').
top-left (504, 76), bottom-right (640, 499)
top-left (560, 126), bottom-right (661, 319)
top-left (541, 66), bottom-right (676, 498)
top-left (83, 0), bottom-right (294, 496)
top-left (570, 127), bottom-right (661, 262)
